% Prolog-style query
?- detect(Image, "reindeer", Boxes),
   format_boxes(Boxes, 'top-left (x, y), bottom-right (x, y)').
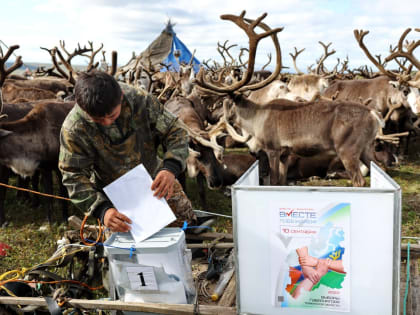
top-left (0, 45), bottom-right (73, 224)
top-left (0, 102), bottom-right (35, 225)
top-left (2, 83), bottom-right (58, 103)
top-left (246, 43), bottom-right (333, 104)
top-left (4, 77), bottom-right (71, 94)
top-left (246, 74), bottom-right (330, 105)
top-left (195, 11), bottom-right (383, 187)
top-left (0, 101), bottom-right (74, 223)
top-left (323, 29), bottom-right (420, 136)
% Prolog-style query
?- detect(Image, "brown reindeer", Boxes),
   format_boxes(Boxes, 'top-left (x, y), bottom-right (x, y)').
top-left (0, 45), bottom-right (73, 224)
top-left (0, 102), bottom-right (35, 225)
top-left (5, 77), bottom-right (71, 94)
top-left (2, 82), bottom-right (57, 102)
top-left (195, 11), bottom-right (382, 187)
top-left (246, 74), bottom-right (329, 104)
top-left (0, 101), bottom-right (74, 223)
top-left (323, 29), bottom-right (420, 135)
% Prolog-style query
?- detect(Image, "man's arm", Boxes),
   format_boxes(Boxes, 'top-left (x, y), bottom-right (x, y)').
top-left (145, 93), bottom-right (189, 199)
top-left (59, 127), bottom-right (131, 231)
top-left (147, 93), bottom-right (189, 172)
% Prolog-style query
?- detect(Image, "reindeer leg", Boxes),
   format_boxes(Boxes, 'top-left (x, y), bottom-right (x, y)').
top-left (40, 168), bottom-right (54, 224)
top-left (55, 169), bottom-right (68, 222)
top-left (30, 170), bottom-right (41, 208)
top-left (17, 176), bottom-right (30, 201)
top-left (0, 166), bottom-right (11, 225)
top-left (196, 172), bottom-right (207, 210)
top-left (278, 148), bottom-right (291, 186)
top-left (267, 150), bottom-right (280, 185)
top-left (326, 156), bottom-right (349, 179)
top-left (341, 157), bottom-right (365, 187)
top-left (255, 150), bottom-right (270, 185)
top-left (337, 147), bottom-right (366, 187)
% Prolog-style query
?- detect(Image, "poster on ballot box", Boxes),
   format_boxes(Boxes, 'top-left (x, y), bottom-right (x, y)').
top-left (270, 202), bottom-right (350, 312)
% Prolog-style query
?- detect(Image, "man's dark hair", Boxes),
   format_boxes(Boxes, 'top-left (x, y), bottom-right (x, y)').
top-left (74, 70), bottom-right (122, 117)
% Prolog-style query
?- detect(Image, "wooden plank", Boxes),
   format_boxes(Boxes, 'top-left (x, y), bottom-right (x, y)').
top-left (218, 273), bottom-right (236, 307)
top-left (401, 244), bottom-right (420, 258)
top-left (186, 232), bottom-right (233, 242)
top-left (0, 297), bottom-right (236, 315)
top-left (187, 243), bottom-right (234, 249)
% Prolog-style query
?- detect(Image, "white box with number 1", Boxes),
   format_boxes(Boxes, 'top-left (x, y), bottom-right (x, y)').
top-left (104, 228), bottom-right (195, 305)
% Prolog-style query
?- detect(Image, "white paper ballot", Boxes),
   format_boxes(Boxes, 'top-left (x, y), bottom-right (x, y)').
top-left (103, 164), bottom-right (176, 243)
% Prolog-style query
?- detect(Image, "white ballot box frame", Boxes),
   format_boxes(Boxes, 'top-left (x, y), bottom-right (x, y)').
top-left (232, 161), bottom-right (401, 315)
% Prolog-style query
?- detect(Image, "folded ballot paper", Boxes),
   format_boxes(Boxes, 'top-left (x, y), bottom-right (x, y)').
top-left (103, 164), bottom-right (176, 243)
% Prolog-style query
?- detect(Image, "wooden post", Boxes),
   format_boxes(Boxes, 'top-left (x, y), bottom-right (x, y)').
top-left (187, 243), bottom-right (234, 249)
top-left (401, 244), bottom-right (420, 258)
top-left (186, 232), bottom-right (233, 242)
top-left (0, 297), bottom-right (236, 315)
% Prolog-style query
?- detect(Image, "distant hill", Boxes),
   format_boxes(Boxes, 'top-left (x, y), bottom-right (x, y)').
top-left (5, 61), bottom-right (37, 73)
top-left (5, 61), bottom-right (87, 75)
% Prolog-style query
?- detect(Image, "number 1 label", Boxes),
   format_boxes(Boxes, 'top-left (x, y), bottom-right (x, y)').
top-left (126, 266), bottom-right (159, 291)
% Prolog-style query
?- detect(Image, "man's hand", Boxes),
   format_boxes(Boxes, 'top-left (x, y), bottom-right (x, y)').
top-left (104, 208), bottom-right (132, 232)
top-left (301, 265), bottom-right (320, 284)
top-left (299, 255), bottom-right (319, 267)
top-left (151, 170), bottom-right (175, 200)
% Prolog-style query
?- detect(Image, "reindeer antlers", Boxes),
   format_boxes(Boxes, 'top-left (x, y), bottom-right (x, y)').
top-left (196, 11), bottom-right (283, 94)
top-left (385, 28), bottom-right (420, 70)
top-left (41, 41), bottom-right (105, 84)
top-left (290, 47), bottom-right (305, 74)
top-left (217, 40), bottom-right (238, 67)
top-left (0, 45), bottom-right (23, 87)
top-left (354, 29), bottom-right (397, 79)
top-left (0, 44), bottom-right (22, 119)
top-left (315, 41), bottom-right (336, 75)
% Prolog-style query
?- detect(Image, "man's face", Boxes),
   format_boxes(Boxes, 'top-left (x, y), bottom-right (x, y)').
top-left (89, 103), bottom-right (122, 126)
top-left (88, 92), bottom-right (124, 126)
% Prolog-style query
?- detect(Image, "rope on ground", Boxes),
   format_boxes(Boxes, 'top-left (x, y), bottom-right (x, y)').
top-left (0, 247), bottom-right (87, 282)
top-left (0, 246), bottom-right (103, 298)
top-left (0, 182), bottom-right (70, 201)
top-left (196, 270), bottom-right (211, 299)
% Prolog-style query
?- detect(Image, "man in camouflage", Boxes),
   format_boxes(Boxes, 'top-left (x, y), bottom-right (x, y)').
top-left (59, 70), bottom-right (196, 232)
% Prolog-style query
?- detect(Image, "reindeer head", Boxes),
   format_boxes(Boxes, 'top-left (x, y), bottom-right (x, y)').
top-left (179, 64), bottom-right (195, 96)
top-left (187, 142), bottom-right (223, 190)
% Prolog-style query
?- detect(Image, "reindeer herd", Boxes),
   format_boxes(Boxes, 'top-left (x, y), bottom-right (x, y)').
top-left (0, 11), bottom-right (419, 226)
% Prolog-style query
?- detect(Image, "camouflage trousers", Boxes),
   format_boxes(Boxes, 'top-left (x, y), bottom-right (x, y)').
top-left (167, 180), bottom-right (197, 228)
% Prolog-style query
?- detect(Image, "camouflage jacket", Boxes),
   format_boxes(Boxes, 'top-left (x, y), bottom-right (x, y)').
top-left (59, 84), bottom-right (188, 218)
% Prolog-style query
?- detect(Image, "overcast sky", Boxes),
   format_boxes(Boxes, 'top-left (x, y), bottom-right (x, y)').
top-left (1, 0), bottom-right (419, 72)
